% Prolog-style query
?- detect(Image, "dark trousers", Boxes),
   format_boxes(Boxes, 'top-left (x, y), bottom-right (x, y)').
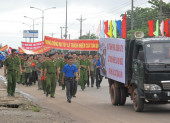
top-left (88, 71), bottom-right (95, 87)
top-left (65, 77), bottom-right (74, 100)
top-left (25, 73), bottom-right (32, 86)
top-left (32, 71), bottom-right (37, 84)
top-left (73, 76), bottom-right (77, 96)
top-left (96, 68), bottom-right (103, 87)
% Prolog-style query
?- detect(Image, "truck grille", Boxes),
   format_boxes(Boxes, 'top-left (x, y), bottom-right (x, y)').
top-left (162, 83), bottom-right (170, 90)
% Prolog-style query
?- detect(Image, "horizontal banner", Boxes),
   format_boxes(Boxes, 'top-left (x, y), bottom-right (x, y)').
top-left (44, 36), bottom-right (99, 51)
top-left (33, 46), bottom-right (52, 54)
top-left (19, 47), bottom-right (34, 54)
top-left (0, 45), bottom-right (8, 51)
top-left (21, 41), bottom-right (44, 50)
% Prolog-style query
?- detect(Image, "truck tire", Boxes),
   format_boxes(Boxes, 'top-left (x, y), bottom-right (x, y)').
top-left (119, 87), bottom-right (126, 105)
top-left (133, 89), bottom-right (144, 112)
top-left (110, 84), bottom-right (120, 105)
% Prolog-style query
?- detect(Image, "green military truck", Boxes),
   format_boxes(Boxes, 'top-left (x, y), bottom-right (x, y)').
top-left (100, 35), bottom-right (170, 112)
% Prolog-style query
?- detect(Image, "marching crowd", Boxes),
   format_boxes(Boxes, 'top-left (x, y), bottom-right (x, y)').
top-left (2, 49), bottom-right (103, 103)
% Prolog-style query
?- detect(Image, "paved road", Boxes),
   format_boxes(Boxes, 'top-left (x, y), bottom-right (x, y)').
top-left (15, 78), bottom-right (170, 123)
top-left (0, 69), bottom-right (170, 123)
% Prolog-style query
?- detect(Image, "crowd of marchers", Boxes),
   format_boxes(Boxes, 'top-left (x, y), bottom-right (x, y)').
top-left (2, 49), bottom-right (103, 103)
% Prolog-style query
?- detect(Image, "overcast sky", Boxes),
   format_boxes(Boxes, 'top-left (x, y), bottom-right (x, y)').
top-left (0, 0), bottom-right (169, 49)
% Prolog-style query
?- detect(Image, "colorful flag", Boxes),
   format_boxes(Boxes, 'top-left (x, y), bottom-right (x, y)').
top-left (107, 20), bottom-right (113, 38)
top-left (100, 21), bottom-right (105, 38)
top-left (160, 20), bottom-right (164, 37)
top-left (121, 14), bottom-right (127, 38)
top-left (96, 21), bottom-right (101, 36)
top-left (116, 20), bottom-right (122, 38)
top-left (164, 19), bottom-right (170, 37)
top-left (148, 20), bottom-right (154, 37)
top-left (104, 20), bottom-right (109, 37)
top-left (40, 75), bottom-right (45, 80)
top-left (31, 62), bottom-right (35, 67)
top-left (154, 20), bottom-right (159, 36)
top-left (112, 21), bottom-right (117, 38)
top-left (8, 47), bottom-right (12, 54)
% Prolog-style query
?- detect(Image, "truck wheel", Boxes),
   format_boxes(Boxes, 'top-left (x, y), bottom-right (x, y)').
top-left (133, 89), bottom-right (144, 112)
top-left (119, 87), bottom-right (126, 105)
top-left (110, 84), bottom-right (120, 105)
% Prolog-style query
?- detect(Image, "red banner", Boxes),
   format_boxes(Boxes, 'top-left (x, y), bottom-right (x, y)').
top-left (44, 36), bottom-right (99, 51)
top-left (33, 46), bottom-right (52, 54)
top-left (21, 41), bottom-right (44, 50)
top-left (0, 45), bottom-right (8, 51)
top-left (19, 47), bottom-right (34, 54)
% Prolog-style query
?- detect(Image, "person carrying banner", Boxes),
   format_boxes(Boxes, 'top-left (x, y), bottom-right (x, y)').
top-left (62, 56), bottom-right (78, 103)
top-left (44, 53), bottom-right (59, 98)
top-left (4, 49), bottom-right (22, 96)
top-left (79, 53), bottom-right (90, 91)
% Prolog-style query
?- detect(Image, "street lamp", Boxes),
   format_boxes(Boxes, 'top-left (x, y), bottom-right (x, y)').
top-left (24, 16), bottom-right (42, 42)
top-left (30, 6), bottom-right (56, 41)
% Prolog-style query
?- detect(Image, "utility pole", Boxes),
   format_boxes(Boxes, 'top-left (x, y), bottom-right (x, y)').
top-left (69, 34), bottom-right (70, 39)
top-left (131, 0), bottom-right (134, 40)
top-left (77, 15), bottom-right (86, 39)
top-left (65, 0), bottom-right (68, 39)
top-left (89, 30), bottom-right (90, 39)
top-left (160, 0), bottom-right (163, 21)
top-left (60, 27), bottom-right (64, 39)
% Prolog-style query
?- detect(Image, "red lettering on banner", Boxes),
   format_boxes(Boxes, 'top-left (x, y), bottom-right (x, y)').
top-left (109, 68), bottom-right (123, 78)
top-left (108, 56), bottom-right (123, 65)
top-left (107, 43), bottom-right (123, 52)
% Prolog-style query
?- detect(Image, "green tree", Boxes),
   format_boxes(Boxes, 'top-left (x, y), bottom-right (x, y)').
top-left (80, 33), bottom-right (99, 39)
top-left (148, 0), bottom-right (170, 18)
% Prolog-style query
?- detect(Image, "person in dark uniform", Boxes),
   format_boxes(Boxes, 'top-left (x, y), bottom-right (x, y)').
top-left (62, 56), bottom-right (78, 103)
top-left (94, 54), bottom-right (103, 89)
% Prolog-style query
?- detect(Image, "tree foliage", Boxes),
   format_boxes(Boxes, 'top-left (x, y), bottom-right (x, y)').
top-left (80, 33), bottom-right (99, 39)
top-left (120, 0), bottom-right (170, 39)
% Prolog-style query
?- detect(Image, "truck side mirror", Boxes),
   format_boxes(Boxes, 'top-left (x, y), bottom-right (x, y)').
top-left (138, 51), bottom-right (144, 62)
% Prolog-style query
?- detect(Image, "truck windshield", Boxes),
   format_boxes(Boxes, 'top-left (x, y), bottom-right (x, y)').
top-left (145, 42), bottom-right (170, 63)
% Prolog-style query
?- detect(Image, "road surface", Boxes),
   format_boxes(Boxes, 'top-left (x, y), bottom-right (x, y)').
top-left (16, 79), bottom-right (170, 123)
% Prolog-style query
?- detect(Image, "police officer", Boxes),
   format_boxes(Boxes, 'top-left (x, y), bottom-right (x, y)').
top-left (88, 54), bottom-right (95, 87)
top-left (44, 53), bottom-right (59, 98)
top-left (4, 49), bottom-right (22, 96)
top-left (35, 57), bottom-right (43, 90)
top-left (79, 53), bottom-right (90, 91)
top-left (62, 56), bottom-right (78, 103)
top-left (72, 52), bottom-right (80, 97)
top-left (58, 55), bottom-right (68, 90)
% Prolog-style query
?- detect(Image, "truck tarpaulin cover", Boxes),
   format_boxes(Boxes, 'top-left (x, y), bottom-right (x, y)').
top-left (99, 38), bottom-right (125, 84)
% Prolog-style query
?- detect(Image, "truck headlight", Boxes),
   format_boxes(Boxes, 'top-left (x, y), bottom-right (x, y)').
top-left (144, 84), bottom-right (161, 91)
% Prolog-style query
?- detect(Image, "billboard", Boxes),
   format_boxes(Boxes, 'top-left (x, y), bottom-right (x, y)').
top-left (99, 38), bottom-right (125, 84)
top-left (23, 30), bottom-right (38, 38)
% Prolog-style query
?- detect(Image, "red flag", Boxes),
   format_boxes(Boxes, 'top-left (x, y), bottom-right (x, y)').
top-left (8, 47), bottom-right (12, 54)
top-left (31, 62), bottom-right (35, 67)
top-left (164, 19), bottom-right (170, 37)
top-left (104, 20), bottom-right (109, 37)
top-left (148, 20), bottom-right (154, 37)
top-left (40, 75), bottom-right (45, 80)
top-left (121, 14), bottom-right (127, 38)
